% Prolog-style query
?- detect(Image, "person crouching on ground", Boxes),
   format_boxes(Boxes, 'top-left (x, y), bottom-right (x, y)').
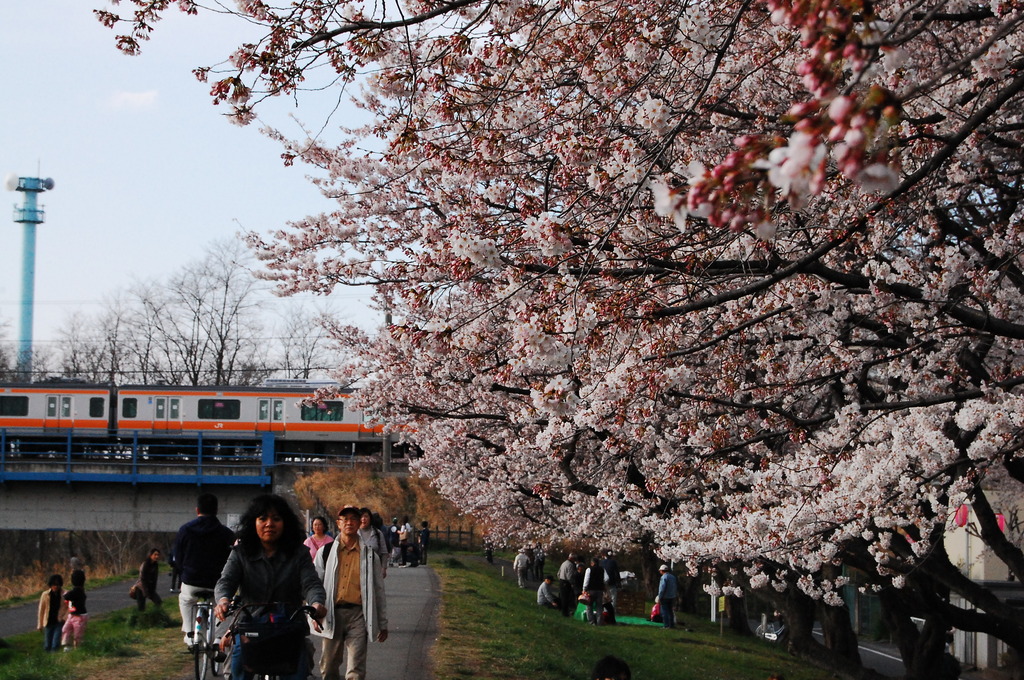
top-left (134, 547), bottom-right (163, 611)
top-left (313, 505), bottom-right (389, 680)
top-left (537, 575), bottom-right (560, 609)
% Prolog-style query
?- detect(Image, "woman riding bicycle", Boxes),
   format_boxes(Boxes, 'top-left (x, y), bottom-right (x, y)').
top-left (214, 494), bottom-right (328, 680)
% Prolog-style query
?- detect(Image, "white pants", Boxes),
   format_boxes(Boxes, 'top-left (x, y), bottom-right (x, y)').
top-left (178, 583), bottom-right (223, 636)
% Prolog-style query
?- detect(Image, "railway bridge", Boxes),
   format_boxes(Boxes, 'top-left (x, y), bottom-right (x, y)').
top-left (0, 430), bottom-right (404, 532)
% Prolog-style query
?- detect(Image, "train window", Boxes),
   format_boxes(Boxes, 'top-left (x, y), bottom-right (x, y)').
top-left (170, 399), bottom-right (180, 419)
top-left (89, 398), bottom-right (104, 418)
top-left (122, 398), bottom-right (138, 418)
top-left (258, 400), bottom-right (270, 421)
top-left (301, 402), bottom-right (344, 421)
top-left (198, 399), bottom-right (241, 420)
top-left (273, 400), bottom-right (284, 421)
top-left (0, 396), bottom-right (29, 417)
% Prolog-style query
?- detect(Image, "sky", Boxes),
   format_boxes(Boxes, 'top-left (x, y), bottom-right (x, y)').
top-left (0, 2), bottom-right (377, 360)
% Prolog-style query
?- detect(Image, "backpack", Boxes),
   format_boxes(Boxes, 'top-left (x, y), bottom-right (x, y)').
top-left (319, 540), bottom-right (336, 570)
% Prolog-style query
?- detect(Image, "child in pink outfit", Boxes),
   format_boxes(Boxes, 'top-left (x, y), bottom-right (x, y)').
top-left (61, 570), bottom-right (88, 650)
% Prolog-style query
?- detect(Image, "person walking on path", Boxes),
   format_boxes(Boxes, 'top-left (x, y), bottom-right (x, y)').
top-left (557, 554), bottom-right (577, 617)
top-left (388, 518), bottom-right (401, 566)
top-left (532, 545), bottom-right (545, 580)
top-left (61, 569), bottom-right (88, 650)
top-left (69, 556), bottom-right (86, 588)
top-left (133, 548), bottom-right (163, 611)
top-left (656, 564), bottom-right (678, 629)
top-left (37, 574), bottom-right (68, 652)
top-left (359, 508), bottom-right (389, 579)
top-left (173, 492), bottom-right (235, 648)
top-left (418, 521), bottom-right (430, 565)
top-left (304, 515), bottom-right (335, 561)
top-left (513, 549), bottom-right (530, 588)
top-left (313, 504), bottom-right (388, 680)
top-left (399, 517), bottom-right (414, 566)
top-left (167, 548), bottom-right (182, 593)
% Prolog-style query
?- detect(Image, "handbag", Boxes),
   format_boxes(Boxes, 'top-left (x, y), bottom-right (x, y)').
top-left (577, 591), bottom-right (591, 604)
top-left (129, 581), bottom-right (141, 598)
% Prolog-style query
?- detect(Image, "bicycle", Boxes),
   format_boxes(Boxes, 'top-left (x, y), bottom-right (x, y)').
top-left (755, 611), bottom-right (787, 643)
top-left (190, 590), bottom-right (227, 680)
top-left (223, 602), bottom-right (319, 680)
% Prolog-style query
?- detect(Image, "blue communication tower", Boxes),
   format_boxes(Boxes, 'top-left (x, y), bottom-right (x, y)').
top-left (5, 173), bottom-right (55, 380)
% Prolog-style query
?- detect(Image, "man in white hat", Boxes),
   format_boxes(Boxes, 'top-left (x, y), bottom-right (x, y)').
top-left (656, 564), bottom-right (678, 629)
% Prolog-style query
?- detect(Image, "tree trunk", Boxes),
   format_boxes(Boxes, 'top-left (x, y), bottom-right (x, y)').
top-left (817, 598), bottom-right (862, 664)
top-left (678, 569), bottom-right (702, 614)
top-left (727, 594), bottom-right (752, 635)
top-left (638, 539), bottom-right (662, 601)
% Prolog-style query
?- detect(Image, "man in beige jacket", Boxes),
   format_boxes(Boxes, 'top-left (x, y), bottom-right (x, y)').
top-left (313, 505), bottom-right (388, 680)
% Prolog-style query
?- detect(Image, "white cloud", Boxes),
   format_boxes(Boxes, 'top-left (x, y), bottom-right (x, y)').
top-left (106, 90), bottom-right (159, 111)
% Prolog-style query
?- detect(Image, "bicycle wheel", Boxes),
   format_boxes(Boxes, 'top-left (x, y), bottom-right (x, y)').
top-left (193, 638), bottom-right (210, 680)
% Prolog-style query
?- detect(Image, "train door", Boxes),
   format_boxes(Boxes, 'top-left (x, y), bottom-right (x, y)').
top-left (256, 398), bottom-right (286, 433)
top-left (43, 395), bottom-right (73, 428)
top-left (152, 396), bottom-right (183, 432)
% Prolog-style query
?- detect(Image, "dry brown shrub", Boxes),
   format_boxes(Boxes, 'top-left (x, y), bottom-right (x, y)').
top-left (293, 466), bottom-right (475, 532)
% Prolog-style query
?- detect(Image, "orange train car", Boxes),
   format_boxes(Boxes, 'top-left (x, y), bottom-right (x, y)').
top-left (0, 381), bottom-right (385, 456)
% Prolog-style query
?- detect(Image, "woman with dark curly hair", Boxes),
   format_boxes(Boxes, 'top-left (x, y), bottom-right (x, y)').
top-left (214, 494), bottom-right (327, 680)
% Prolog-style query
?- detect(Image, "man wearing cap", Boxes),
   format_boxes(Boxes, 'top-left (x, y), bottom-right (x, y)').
top-left (656, 564), bottom-right (678, 629)
top-left (313, 505), bottom-right (388, 680)
top-left (557, 553), bottom-right (577, 617)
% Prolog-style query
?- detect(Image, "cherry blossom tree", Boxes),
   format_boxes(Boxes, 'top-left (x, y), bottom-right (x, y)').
top-left (101, 0), bottom-right (1024, 674)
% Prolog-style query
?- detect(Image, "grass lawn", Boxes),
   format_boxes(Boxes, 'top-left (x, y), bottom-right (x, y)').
top-left (0, 603), bottom-right (189, 680)
top-left (432, 555), bottom-right (823, 680)
top-left (0, 555), bottom-right (826, 680)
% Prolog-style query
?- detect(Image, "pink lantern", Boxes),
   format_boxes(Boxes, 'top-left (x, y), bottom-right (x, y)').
top-left (997, 513), bottom-right (1006, 533)
top-left (954, 505), bottom-right (969, 527)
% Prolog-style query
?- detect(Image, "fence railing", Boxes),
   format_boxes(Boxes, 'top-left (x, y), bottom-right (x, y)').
top-left (432, 525), bottom-right (478, 551)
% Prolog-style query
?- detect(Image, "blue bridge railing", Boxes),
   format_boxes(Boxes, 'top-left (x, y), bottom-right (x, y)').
top-left (0, 429), bottom-right (281, 486)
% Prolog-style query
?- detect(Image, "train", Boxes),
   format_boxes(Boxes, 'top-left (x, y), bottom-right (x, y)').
top-left (0, 380), bottom-right (387, 459)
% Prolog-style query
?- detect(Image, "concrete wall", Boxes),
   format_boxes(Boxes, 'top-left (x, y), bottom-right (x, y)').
top-left (0, 481), bottom-right (296, 532)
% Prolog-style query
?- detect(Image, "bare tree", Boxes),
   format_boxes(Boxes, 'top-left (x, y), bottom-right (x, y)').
top-left (49, 239), bottom-right (338, 385)
top-left (274, 305), bottom-right (341, 380)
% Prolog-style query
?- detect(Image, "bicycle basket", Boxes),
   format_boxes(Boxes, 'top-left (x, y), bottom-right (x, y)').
top-left (234, 616), bottom-right (306, 676)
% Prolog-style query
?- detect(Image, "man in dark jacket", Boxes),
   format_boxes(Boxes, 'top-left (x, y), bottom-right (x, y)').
top-left (600, 550), bottom-right (622, 609)
top-left (174, 493), bottom-right (235, 647)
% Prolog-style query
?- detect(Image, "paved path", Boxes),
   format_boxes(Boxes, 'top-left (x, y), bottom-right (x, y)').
top-left (0, 576), bottom-right (138, 640)
top-left (364, 563), bottom-right (439, 680)
top-left (2, 564), bottom-right (440, 680)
